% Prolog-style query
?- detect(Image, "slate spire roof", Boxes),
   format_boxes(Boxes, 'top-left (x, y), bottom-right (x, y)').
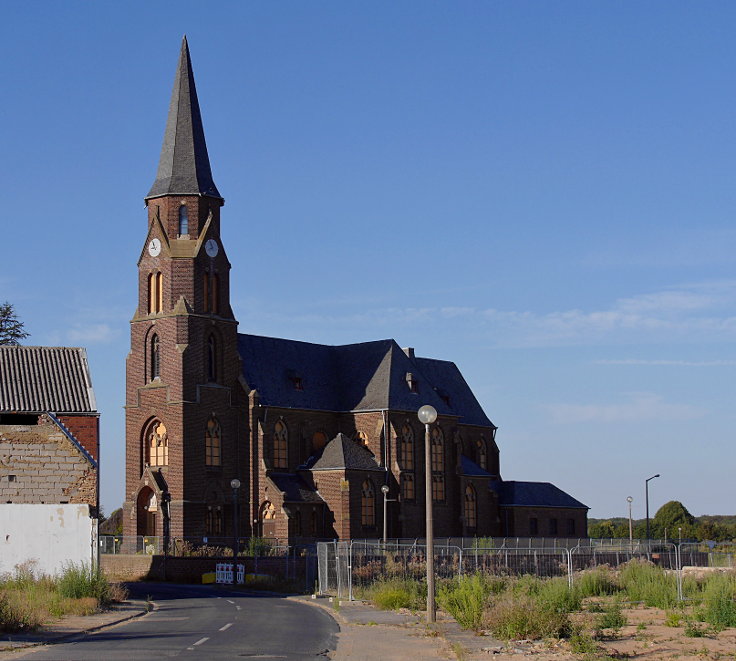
top-left (146, 36), bottom-right (221, 201)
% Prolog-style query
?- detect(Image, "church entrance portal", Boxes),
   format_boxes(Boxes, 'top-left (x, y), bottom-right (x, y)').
top-left (136, 487), bottom-right (158, 536)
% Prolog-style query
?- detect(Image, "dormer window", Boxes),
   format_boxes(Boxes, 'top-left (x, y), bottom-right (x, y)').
top-left (405, 372), bottom-right (418, 393)
top-left (287, 369), bottom-right (303, 391)
top-left (178, 204), bottom-right (189, 236)
top-left (436, 388), bottom-right (451, 407)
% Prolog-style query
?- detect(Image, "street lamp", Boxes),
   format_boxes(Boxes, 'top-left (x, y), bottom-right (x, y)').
top-left (626, 496), bottom-right (633, 547)
top-left (231, 478), bottom-right (241, 559)
top-left (645, 474), bottom-right (660, 543)
top-left (418, 404), bottom-right (437, 624)
top-left (381, 484), bottom-right (391, 544)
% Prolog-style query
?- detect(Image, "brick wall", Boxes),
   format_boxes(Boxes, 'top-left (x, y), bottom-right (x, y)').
top-left (0, 422), bottom-right (97, 506)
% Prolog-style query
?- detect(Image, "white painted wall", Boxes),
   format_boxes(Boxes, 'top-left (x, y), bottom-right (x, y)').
top-left (0, 504), bottom-right (97, 575)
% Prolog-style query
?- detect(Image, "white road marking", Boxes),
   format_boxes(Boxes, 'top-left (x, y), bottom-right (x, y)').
top-left (193, 637), bottom-right (209, 646)
top-left (236, 605), bottom-right (241, 610)
top-left (219, 622), bottom-right (233, 632)
top-left (226, 599), bottom-right (235, 604)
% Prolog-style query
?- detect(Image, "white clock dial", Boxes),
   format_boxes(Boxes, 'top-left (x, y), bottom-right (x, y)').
top-left (148, 238), bottom-right (161, 257)
top-left (205, 239), bottom-right (219, 258)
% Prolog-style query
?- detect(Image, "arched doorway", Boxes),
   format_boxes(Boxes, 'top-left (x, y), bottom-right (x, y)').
top-left (259, 500), bottom-right (277, 539)
top-left (136, 487), bottom-right (158, 536)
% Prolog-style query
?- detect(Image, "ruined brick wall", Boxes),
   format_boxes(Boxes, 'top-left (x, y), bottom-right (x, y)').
top-left (0, 422), bottom-right (97, 507)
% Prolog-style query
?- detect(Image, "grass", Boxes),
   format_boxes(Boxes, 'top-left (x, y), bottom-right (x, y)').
top-left (358, 578), bottom-right (426, 611)
top-left (0, 562), bottom-right (127, 633)
top-left (485, 593), bottom-right (573, 640)
top-left (437, 574), bottom-right (490, 630)
top-left (698, 572), bottom-right (736, 629)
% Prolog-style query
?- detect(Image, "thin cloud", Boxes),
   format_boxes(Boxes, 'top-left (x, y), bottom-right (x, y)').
top-left (594, 359), bottom-right (736, 367)
top-left (544, 392), bottom-right (707, 424)
top-left (67, 324), bottom-right (117, 345)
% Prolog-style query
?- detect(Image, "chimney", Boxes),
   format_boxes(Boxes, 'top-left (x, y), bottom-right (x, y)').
top-left (402, 347), bottom-right (415, 360)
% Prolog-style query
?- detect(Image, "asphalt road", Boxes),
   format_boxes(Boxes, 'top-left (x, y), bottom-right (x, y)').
top-left (18, 583), bottom-right (339, 660)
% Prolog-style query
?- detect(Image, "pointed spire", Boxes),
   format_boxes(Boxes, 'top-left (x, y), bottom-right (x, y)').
top-left (146, 36), bottom-right (221, 200)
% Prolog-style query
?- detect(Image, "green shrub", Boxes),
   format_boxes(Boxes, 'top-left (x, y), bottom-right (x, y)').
top-left (568, 631), bottom-right (600, 654)
top-left (57, 563), bottom-right (111, 604)
top-left (363, 578), bottom-right (425, 611)
top-left (576, 567), bottom-right (619, 597)
top-left (484, 594), bottom-right (572, 640)
top-left (699, 573), bottom-right (736, 629)
top-left (0, 591), bottom-right (44, 632)
top-left (510, 574), bottom-right (542, 596)
top-left (437, 574), bottom-right (489, 630)
top-left (664, 611), bottom-right (682, 627)
top-left (537, 577), bottom-right (581, 613)
top-left (595, 601), bottom-right (627, 637)
top-left (618, 559), bottom-right (677, 609)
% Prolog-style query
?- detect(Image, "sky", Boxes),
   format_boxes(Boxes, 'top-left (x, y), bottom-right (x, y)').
top-left (1, 1), bottom-right (734, 522)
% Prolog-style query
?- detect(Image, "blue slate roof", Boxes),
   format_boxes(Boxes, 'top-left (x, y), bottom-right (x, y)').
top-left (268, 473), bottom-right (325, 504)
top-left (490, 481), bottom-right (588, 510)
top-left (236, 334), bottom-right (493, 427)
top-left (308, 433), bottom-right (383, 472)
top-left (460, 455), bottom-right (493, 478)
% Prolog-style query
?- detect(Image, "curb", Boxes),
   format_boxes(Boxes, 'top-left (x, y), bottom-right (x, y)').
top-left (0, 600), bottom-right (151, 651)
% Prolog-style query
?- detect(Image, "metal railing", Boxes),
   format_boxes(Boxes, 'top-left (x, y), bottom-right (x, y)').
top-left (316, 538), bottom-right (736, 601)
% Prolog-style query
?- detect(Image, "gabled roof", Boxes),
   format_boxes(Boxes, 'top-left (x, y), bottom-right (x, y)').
top-left (146, 36), bottom-right (221, 200)
top-left (490, 480), bottom-right (589, 510)
top-left (0, 347), bottom-right (97, 414)
top-left (236, 333), bottom-right (494, 427)
top-left (460, 455), bottom-right (493, 478)
top-left (308, 433), bottom-right (383, 472)
top-left (268, 473), bottom-right (325, 504)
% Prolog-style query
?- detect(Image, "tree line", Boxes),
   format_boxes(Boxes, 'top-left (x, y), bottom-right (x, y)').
top-left (589, 500), bottom-right (735, 542)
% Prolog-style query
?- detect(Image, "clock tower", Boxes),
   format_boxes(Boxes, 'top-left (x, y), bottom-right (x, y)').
top-left (123, 37), bottom-right (248, 543)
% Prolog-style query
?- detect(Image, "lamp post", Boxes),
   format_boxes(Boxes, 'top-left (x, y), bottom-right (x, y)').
top-left (626, 496), bottom-right (633, 548)
top-left (645, 474), bottom-right (660, 543)
top-left (381, 484), bottom-right (393, 544)
top-left (418, 404), bottom-right (438, 624)
top-left (231, 478), bottom-right (241, 560)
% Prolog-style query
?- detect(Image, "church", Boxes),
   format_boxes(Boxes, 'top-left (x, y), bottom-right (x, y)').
top-left (123, 38), bottom-right (587, 544)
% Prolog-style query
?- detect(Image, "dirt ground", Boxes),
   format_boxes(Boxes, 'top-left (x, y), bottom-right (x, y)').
top-left (460, 604), bottom-right (736, 660)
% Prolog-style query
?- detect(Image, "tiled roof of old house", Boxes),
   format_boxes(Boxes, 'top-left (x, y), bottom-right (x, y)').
top-left (0, 346), bottom-right (97, 414)
top-left (236, 334), bottom-right (494, 427)
top-left (489, 480), bottom-right (589, 510)
top-left (268, 473), bottom-right (325, 503)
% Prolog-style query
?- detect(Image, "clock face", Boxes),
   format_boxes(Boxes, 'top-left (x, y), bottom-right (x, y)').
top-left (148, 238), bottom-right (161, 257)
top-left (205, 239), bottom-right (219, 258)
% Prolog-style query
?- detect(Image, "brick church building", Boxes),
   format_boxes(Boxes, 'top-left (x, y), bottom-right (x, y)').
top-left (123, 39), bottom-right (587, 544)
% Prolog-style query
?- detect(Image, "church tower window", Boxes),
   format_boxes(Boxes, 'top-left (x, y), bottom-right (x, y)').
top-left (148, 273), bottom-right (163, 314)
top-left (145, 420), bottom-right (168, 467)
top-left (273, 420), bottom-right (288, 469)
top-left (211, 274), bottom-right (219, 314)
top-left (205, 417), bottom-right (221, 466)
top-left (464, 485), bottom-right (477, 529)
top-left (150, 334), bottom-right (160, 380)
top-left (178, 204), bottom-right (188, 235)
top-left (207, 335), bottom-right (217, 382)
top-left (400, 424), bottom-right (414, 470)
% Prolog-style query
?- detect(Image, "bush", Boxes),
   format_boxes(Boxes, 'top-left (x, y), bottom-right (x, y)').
top-left (57, 563), bottom-right (111, 604)
top-left (537, 577), bottom-right (581, 613)
top-left (362, 578), bottom-right (425, 611)
top-left (618, 559), bottom-right (677, 609)
top-left (485, 594), bottom-right (572, 640)
top-left (0, 591), bottom-right (44, 632)
top-left (595, 601), bottom-right (627, 637)
top-left (576, 567), bottom-right (619, 597)
top-left (699, 573), bottom-right (736, 629)
top-left (437, 574), bottom-right (489, 630)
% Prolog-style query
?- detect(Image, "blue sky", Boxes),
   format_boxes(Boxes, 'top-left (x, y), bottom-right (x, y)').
top-left (2, 1), bottom-right (734, 521)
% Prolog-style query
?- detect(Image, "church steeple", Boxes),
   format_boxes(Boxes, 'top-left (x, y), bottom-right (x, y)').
top-left (146, 36), bottom-right (221, 201)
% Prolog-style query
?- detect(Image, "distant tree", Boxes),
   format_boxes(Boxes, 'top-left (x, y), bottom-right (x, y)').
top-left (651, 500), bottom-right (696, 539)
top-left (0, 302), bottom-right (29, 345)
top-left (589, 520), bottom-right (617, 538)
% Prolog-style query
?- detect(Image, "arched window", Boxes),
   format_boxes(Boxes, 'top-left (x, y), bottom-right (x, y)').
top-left (464, 485), bottom-right (477, 529)
top-left (147, 273), bottom-right (155, 314)
top-left (205, 417), bottom-right (221, 466)
top-left (361, 480), bottom-right (375, 527)
top-left (477, 439), bottom-right (487, 470)
top-left (178, 204), bottom-right (188, 235)
top-left (355, 431), bottom-right (368, 448)
top-left (293, 510), bottom-right (302, 537)
top-left (145, 420), bottom-right (168, 466)
top-left (150, 334), bottom-right (160, 380)
top-left (156, 272), bottom-right (163, 313)
top-left (431, 427), bottom-right (444, 472)
top-left (312, 431), bottom-right (328, 453)
top-left (310, 509), bottom-right (319, 536)
top-left (273, 420), bottom-right (288, 469)
top-left (400, 473), bottom-right (415, 501)
top-left (400, 424), bottom-right (414, 470)
top-left (211, 274), bottom-right (219, 314)
top-left (207, 335), bottom-right (217, 382)
top-left (206, 505), bottom-right (223, 535)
